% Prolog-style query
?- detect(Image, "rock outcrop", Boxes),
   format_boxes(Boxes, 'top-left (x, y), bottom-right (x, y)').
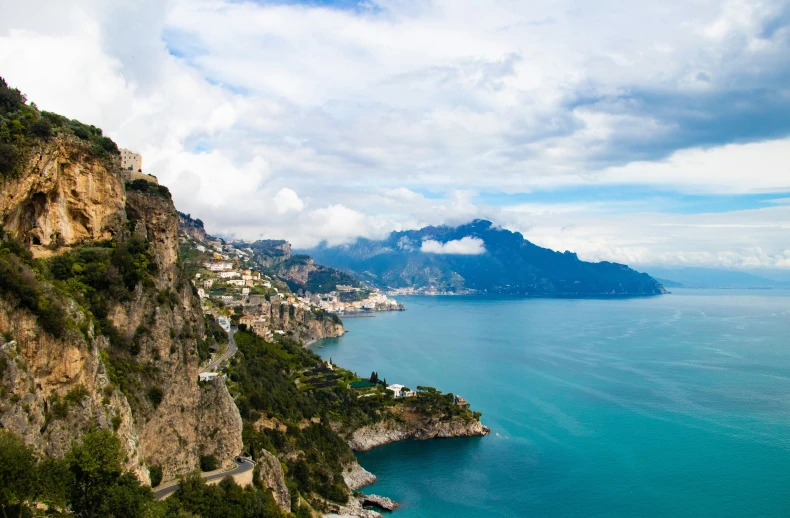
top-left (0, 136), bottom-right (125, 256)
top-left (325, 498), bottom-right (382, 518)
top-left (256, 449), bottom-right (291, 512)
top-left (356, 494), bottom-right (397, 512)
top-left (343, 461), bottom-right (377, 491)
top-left (269, 297), bottom-right (345, 343)
top-left (348, 416), bottom-right (490, 452)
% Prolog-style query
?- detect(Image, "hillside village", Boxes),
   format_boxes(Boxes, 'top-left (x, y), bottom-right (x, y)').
top-left (177, 213), bottom-right (404, 348)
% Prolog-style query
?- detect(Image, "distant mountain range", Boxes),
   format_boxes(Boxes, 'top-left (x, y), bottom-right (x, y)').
top-left (301, 220), bottom-right (665, 296)
top-left (645, 267), bottom-right (790, 289)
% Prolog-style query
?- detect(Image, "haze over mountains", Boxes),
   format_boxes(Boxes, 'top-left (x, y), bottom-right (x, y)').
top-left (645, 267), bottom-right (790, 289)
top-left (302, 220), bottom-right (665, 296)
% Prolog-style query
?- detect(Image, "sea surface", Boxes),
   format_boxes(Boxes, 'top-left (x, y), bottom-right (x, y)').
top-left (316, 290), bottom-right (790, 517)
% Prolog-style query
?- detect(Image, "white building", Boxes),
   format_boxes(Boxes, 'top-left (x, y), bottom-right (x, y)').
top-left (226, 279), bottom-right (245, 286)
top-left (219, 271), bottom-right (240, 279)
top-left (199, 372), bottom-right (220, 382)
top-left (241, 287), bottom-right (250, 295)
top-left (196, 244), bottom-right (206, 252)
top-left (120, 148), bottom-right (142, 172)
top-left (206, 262), bottom-right (233, 271)
top-left (387, 384), bottom-right (405, 398)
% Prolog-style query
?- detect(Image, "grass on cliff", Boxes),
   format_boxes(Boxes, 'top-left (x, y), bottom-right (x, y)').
top-left (0, 77), bottom-right (119, 179)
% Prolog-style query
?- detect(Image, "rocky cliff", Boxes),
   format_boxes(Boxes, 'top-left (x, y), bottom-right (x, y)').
top-left (348, 413), bottom-right (490, 452)
top-left (268, 297), bottom-right (345, 342)
top-left (0, 136), bottom-right (125, 256)
top-left (0, 136), bottom-right (243, 484)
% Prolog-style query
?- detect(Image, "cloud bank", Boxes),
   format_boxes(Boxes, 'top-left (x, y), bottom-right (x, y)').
top-left (421, 237), bottom-right (486, 255)
top-left (0, 0), bottom-right (788, 268)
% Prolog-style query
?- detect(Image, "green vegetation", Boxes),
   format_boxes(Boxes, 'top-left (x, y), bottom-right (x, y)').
top-left (0, 77), bottom-right (119, 179)
top-left (0, 430), bottom-right (37, 516)
top-left (149, 465), bottom-right (163, 488)
top-left (1, 428), bottom-right (291, 517)
top-left (161, 473), bottom-right (285, 518)
top-left (0, 429), bottom-right (153, 518)
top-left (199, 454), bottom-right (219, 472)
top-left (126, 178), bottom-right (172, 199)
top-left (229, 331), bottom-right (393, 505)
top-left (0, 226), bottom-right (70, 338)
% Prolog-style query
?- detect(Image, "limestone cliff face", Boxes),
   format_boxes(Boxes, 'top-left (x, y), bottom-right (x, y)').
top-left (256, 449), bottom-right (291, 512)
top-left (0, 137), bottom-right (243, 484)
top-left (0, 304), bottom-right (148, 483)
top-left (269, 298), bottom-right (344, 342)
top-left (0, 136), bottom-right (125, 257)
top-left (107, 190), bottom-right (243, 480)
top-left (347, 414), bottom-right (490, 452)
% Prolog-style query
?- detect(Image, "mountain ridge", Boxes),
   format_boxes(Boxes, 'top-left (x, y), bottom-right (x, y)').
top-left (302, 219), bottom-right (666, 296)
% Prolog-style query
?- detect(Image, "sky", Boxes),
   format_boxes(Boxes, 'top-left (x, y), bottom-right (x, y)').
top-left (1, 0), bottom-right (789, 270)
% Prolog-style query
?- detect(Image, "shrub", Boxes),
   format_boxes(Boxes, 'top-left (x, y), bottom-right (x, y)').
top-left (147, 386), bottom-right (164, 409)
top-left (199, 454), bottom-right (218, 472)
top-left (29, 117), bottom-right (52, 138)
top-left (64, 384), bottom-right (89, 405)
top-left (148, 465), bottom-right (163, 487)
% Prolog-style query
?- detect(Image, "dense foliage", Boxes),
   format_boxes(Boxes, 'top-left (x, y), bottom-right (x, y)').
top-left (229, 331), bottom-right (393, 504)
top-left (0, 429), bottom-right (155, 518)
top-left (161, 473), bottom-right (286, 518)
top-left (0, 77), bottom-right (119, 179)
top-left (0, 429), bottom-right (288, 518)
top-left (126, 179), bottom-right (172, 199)
top-left (0, 226), bottom-right (70, 337)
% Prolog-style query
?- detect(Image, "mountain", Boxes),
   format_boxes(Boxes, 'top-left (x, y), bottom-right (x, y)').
top-left (302, 220), bottom-right (666, 296)
top-left (241, 239), bottom-right (364, 294)
top-left (645, 267), bottom-right (790, 289)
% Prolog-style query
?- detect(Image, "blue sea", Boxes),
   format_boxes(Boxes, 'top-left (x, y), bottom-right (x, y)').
top-left (316, 290), bottom-right (790, 517)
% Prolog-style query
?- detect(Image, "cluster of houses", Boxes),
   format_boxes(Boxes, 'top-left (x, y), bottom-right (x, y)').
top-left (312, 289), bottom-right (403, 314)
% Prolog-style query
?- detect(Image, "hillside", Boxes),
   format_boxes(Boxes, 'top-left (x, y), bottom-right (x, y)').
top-left (243, 239), bottom-right (364, 295)
top-left (303, 220), bottom-right (666, 296)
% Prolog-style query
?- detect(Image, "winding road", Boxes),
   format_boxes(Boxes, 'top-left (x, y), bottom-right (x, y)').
top-left (153, 457), bottom-right (255, 500)
top-left (201, 326), bottom-right (237, 374)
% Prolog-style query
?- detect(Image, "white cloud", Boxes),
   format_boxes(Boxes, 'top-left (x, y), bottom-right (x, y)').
top-left (273, 188), bottom-right (305, 214)
top-left (0, 0), bottom-right (788, 269)
top-left (422, 237), bottom-right (486, 255)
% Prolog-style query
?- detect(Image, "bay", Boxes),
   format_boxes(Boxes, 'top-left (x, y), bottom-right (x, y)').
top-left (316, 289), bottom-right (790, 517)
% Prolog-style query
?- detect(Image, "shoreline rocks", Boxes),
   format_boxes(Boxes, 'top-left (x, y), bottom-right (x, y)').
top-left (343, 461), bottom-right (377, 490)
top-left (356, 493), bottom-right (397, 511)
top-left (348, 417), bottom-right (490, 452)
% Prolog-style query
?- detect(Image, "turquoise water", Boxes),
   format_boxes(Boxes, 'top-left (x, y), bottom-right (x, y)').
top-left (316, 290), bottom-right (790, 517)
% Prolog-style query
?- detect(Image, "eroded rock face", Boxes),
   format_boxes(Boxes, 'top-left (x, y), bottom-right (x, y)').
top-left (343, 461), bottom-right (377, 491)
top-left (0, 305), bottom-right (148, 484)
top-left (269, 298), bottom-right (345, 343)
top-left (0, 139), bottom-right (244, 485)
top-left (257, 449), bottom-right (291, 512)
top-left (348, 417), bottom-right (490, 452)
top-left (0, 137), bottom-right (125, 256)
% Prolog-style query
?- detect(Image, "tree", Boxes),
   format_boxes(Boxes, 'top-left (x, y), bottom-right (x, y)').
top-left (199, 454), bottom-right (218, 472)
top-left (0, 431), bottom-right (37, 518)
top-left (369, 371), bottom-right (378, 383)
top-left (148, 465), bottom-right (163, 488)
top-left (36, 457), bottom-right (72, 510)
top-left (67, 429), bottom-right (124, 518)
